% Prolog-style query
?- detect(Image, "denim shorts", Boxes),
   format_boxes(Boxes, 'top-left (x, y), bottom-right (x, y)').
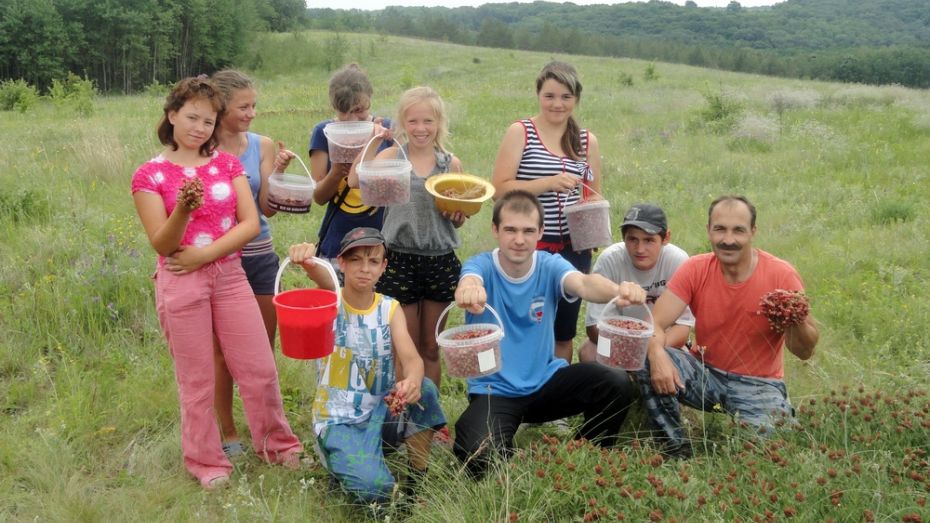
top-left (241, 251), bottom-right (279, 295)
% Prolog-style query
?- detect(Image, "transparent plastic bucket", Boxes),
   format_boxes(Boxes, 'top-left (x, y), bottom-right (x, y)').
top-left (436, 303), bottom-right (504, 378)
top-left (356, 136), bottom-right (411, 206)
top-left (267, 155), bottom-right (315, 213)
top-left (564, 199), bottom-right (612, 251)
top-left (595, 299), bottom-right (654, 371)
top-left (323, 121), bottom-right (374, 163)
top-left (272, 257), bottom-right (340, 360)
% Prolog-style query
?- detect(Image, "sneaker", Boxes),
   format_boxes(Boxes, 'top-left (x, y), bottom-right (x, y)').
top-left (222, 440), bottom-right (246, 459)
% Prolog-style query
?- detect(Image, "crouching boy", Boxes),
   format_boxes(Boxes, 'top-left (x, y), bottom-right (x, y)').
top-left (289, 227), bottom-right (446, 503)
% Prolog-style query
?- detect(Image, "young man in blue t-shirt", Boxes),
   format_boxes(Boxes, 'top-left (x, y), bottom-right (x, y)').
top-left (452, 190), bottom-right (646, 478)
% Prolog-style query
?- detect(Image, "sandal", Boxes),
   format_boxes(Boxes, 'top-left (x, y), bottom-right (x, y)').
top-left (222, 440), bottom-right (246, 459)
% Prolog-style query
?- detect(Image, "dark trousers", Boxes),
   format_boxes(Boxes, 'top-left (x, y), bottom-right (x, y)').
top-left (453, 362), bottom-right (635, 478)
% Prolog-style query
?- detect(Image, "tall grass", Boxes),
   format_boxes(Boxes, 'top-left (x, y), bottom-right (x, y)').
top-left (1, 31), bottom-right (928, 521)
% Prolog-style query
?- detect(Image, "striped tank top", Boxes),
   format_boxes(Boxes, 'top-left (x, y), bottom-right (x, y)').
top-left (515, 118), bottom-right (592, 243)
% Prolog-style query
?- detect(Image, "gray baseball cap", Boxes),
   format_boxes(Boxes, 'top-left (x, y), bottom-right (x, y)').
top-left (620, 204), bottom-right (667, 235)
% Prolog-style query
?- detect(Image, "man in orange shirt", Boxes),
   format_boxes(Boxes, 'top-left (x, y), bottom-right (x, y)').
top-left (640, 195), bottom-right (819, 457)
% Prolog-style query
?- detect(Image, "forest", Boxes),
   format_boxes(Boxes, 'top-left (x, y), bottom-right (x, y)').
top-left (309, 0), bottom-right (930, 88)
top-left (0, 0), bottom-right (305, 93)
top-left (1, 0), bottom-right (929, 95)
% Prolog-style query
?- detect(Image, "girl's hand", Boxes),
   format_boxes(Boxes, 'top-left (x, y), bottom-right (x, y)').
top-left (394, 377), bottom-right (422, 406)
top-left (288, 242), bottom-right (317, 266)
top-left (272, 141), bottom-right (296, 173)
top-left (549, 172), bottom-right (579, 193)
top-left (442, 210), bottom-right (467, 228)
top-left (164, 246), bottom-right (208, 274)
top-left (372, 122), bottom-right (392, 142)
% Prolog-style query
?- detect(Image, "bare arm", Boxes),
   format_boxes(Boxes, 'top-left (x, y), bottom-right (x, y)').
top-left (133, 191), bottom-right (194, 257)
top-left (287, 242), bottom-right (337, 291)
top-left (645, 291), bottom-right (689, 395)
top-left (347, 127), bottom-right (392, 189)
top-left (165, 176), bottom-right (261, 273)
top-left (311, 150), bottom-right (351, 205)
top-left (665, 323), bottom-right (692, 350)
top-left (584, 132), bottom-right (603, 197)
top-left (563, 272), bottom-right (646, 306)
top-left (391, 305), bottom-right (424, 404)
top-left (785, 314), bottom-right (818, 360)
top-left (491, 122), bottom-right (577, 199)
top-left (257, 135), bottom-right (278, 217)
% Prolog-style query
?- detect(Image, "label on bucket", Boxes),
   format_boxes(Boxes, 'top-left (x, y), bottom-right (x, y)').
top-left (597, 336), bottom-right (611, 357)
top-left (477, 349), bottom-right (496, 373)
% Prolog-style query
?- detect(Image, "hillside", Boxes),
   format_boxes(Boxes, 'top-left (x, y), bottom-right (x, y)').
top-left (310, 0), bottom-right (930, 87)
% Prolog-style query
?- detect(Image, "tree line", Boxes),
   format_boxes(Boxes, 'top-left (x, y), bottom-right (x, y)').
top-left (308, 0), bottom-right (930, 88)
top-left (0, 0), bottom-right (306, 93)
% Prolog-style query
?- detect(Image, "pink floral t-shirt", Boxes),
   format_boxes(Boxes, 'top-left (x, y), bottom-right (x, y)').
top-left (131, 150), bottom-right (245, 265)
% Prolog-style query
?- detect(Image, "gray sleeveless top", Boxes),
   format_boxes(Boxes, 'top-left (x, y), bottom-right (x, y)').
top-left (381, 146), bottom-right (460, 255)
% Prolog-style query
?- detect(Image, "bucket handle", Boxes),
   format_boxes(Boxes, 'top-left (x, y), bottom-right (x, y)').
top-left (274, 256), bottom-right (341, 313)
top-left (358, 133), bottom-right (410, 168)
top-left (600, 296), bottom-right (654, 328)
top-left (271, 152), bottom-right (313, 180)
top-left (435, 302), bottom-right (505, 342)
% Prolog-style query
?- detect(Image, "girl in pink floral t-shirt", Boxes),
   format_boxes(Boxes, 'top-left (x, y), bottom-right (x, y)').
top-left (131, 77), bottom-right (302, 489)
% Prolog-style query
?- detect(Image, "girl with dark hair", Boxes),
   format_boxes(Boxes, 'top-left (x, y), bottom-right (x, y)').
top-left (491, 61), bottom-right (604, 363)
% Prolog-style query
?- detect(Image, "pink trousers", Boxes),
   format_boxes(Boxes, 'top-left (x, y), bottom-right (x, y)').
top-left (155, 258), bottom-right (302, 485)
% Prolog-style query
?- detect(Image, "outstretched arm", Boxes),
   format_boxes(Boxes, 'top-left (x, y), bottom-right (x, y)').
top-left (287, 242), bottom-right (337, 291)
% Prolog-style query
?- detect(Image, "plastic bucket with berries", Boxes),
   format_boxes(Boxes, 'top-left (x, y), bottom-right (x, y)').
top-left (563, 198), bottom-right (612, 252)
top-left (357, 136), bottom-right (411, 207)
top-left (595, 298), bottom-right (654, 371)
top-left (268, 156), bottom-right (315, 214)
top-left (272, 257), bottom-right (340, 359)
top-left (323, 121), bottom-right (374, 164)
top-left (436, 303), bottom-right (504, 378)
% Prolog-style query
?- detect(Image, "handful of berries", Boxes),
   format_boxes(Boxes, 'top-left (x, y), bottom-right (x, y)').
top-left (384, 390), bottom-right (407, 417)
top-left (177, 177), bottom-right (204, 210)
top-left (758, 289), bottom-right (810, 333)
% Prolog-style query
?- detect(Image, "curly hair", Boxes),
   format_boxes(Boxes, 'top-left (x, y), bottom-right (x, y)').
top-left (156, 76), bottom-right (225, 156)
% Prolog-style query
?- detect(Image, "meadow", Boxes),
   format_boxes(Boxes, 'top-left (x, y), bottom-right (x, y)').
top-left (1, 30), bottom-right (929, 521)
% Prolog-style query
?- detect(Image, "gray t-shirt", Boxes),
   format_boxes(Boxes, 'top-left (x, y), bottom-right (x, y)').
top-left (381, 146), bottom-right (460, 255)
top-left (584, 242), bottom-right (695, 327)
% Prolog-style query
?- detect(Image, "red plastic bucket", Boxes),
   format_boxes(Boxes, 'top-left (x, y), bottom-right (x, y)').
top-left (273, 257), bottom-right (340, 360)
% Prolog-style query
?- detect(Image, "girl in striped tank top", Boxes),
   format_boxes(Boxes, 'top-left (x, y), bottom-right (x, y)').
top-left (492, 61), bottom-right (604, 363)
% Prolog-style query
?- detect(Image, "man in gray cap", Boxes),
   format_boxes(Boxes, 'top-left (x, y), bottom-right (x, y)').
top-left (580, 203), bottom-right (694, 362)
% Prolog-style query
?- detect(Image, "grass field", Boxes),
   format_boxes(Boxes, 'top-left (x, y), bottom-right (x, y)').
top-left (1, 31), bottom-right (929, 521)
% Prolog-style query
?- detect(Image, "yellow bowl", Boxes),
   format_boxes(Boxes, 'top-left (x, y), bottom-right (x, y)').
top-left (425, 173), bottom-right (496, 217)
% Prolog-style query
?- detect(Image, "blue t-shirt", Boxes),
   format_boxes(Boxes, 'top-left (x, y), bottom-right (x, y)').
top-left (461, 249), bottom-right (579, 397)
top-left (240, 132), bottom-right (270, 241)
top-left (308, 118), bottom-right (394, 257)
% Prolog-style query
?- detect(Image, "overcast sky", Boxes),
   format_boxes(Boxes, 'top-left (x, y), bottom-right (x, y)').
top-left (308, 1), bottom-right (781, 10)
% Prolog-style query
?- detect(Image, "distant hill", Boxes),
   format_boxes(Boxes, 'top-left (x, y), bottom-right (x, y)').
top-left (308, 0), bottom-right (930, 87)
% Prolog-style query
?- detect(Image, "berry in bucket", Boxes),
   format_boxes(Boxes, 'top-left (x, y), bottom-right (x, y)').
top-left (595, 300), bottom-right (654, 371)
top-left (564, 199), bottom-right (612, 251)
top-left (323, 121), bottom-right (374, 164)
top-left (436, 303), bottom-right (504, 378)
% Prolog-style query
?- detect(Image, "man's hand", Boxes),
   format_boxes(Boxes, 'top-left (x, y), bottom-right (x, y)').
top-left (615, 280), bottom-right (646, 308)
top-left (649, 348), bottom-right (684, 396)
top-left (455, 276), bottom-right (486, 314)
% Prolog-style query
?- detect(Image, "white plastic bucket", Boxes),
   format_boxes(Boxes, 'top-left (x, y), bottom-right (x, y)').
top-left (564, 199), bottom-right (612, 251)
top-left (595, 299), bottom-right (654, 371)
top-left (356, 136), bottom-right (411, 207)
top-left (436, 303), bottom-right (504, 378)
top-left (323, 121), bottom-right (374, 163)
top-left (267, 155), bottom-right (315, 213)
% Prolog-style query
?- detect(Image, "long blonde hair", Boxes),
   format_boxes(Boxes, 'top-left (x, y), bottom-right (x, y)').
top-left (393, 86), bottom-right (450, 154)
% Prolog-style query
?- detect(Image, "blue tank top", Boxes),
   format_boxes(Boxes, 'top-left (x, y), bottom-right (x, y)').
top-left (240, 132), bottom-right (271, 241)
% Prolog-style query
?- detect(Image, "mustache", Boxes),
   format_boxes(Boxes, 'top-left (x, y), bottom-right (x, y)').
top-left (715, 243), bottom-right (741, 251)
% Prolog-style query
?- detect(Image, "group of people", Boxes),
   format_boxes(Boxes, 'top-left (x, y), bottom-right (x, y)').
top-left (130, 60), bottom-right (819, 502)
